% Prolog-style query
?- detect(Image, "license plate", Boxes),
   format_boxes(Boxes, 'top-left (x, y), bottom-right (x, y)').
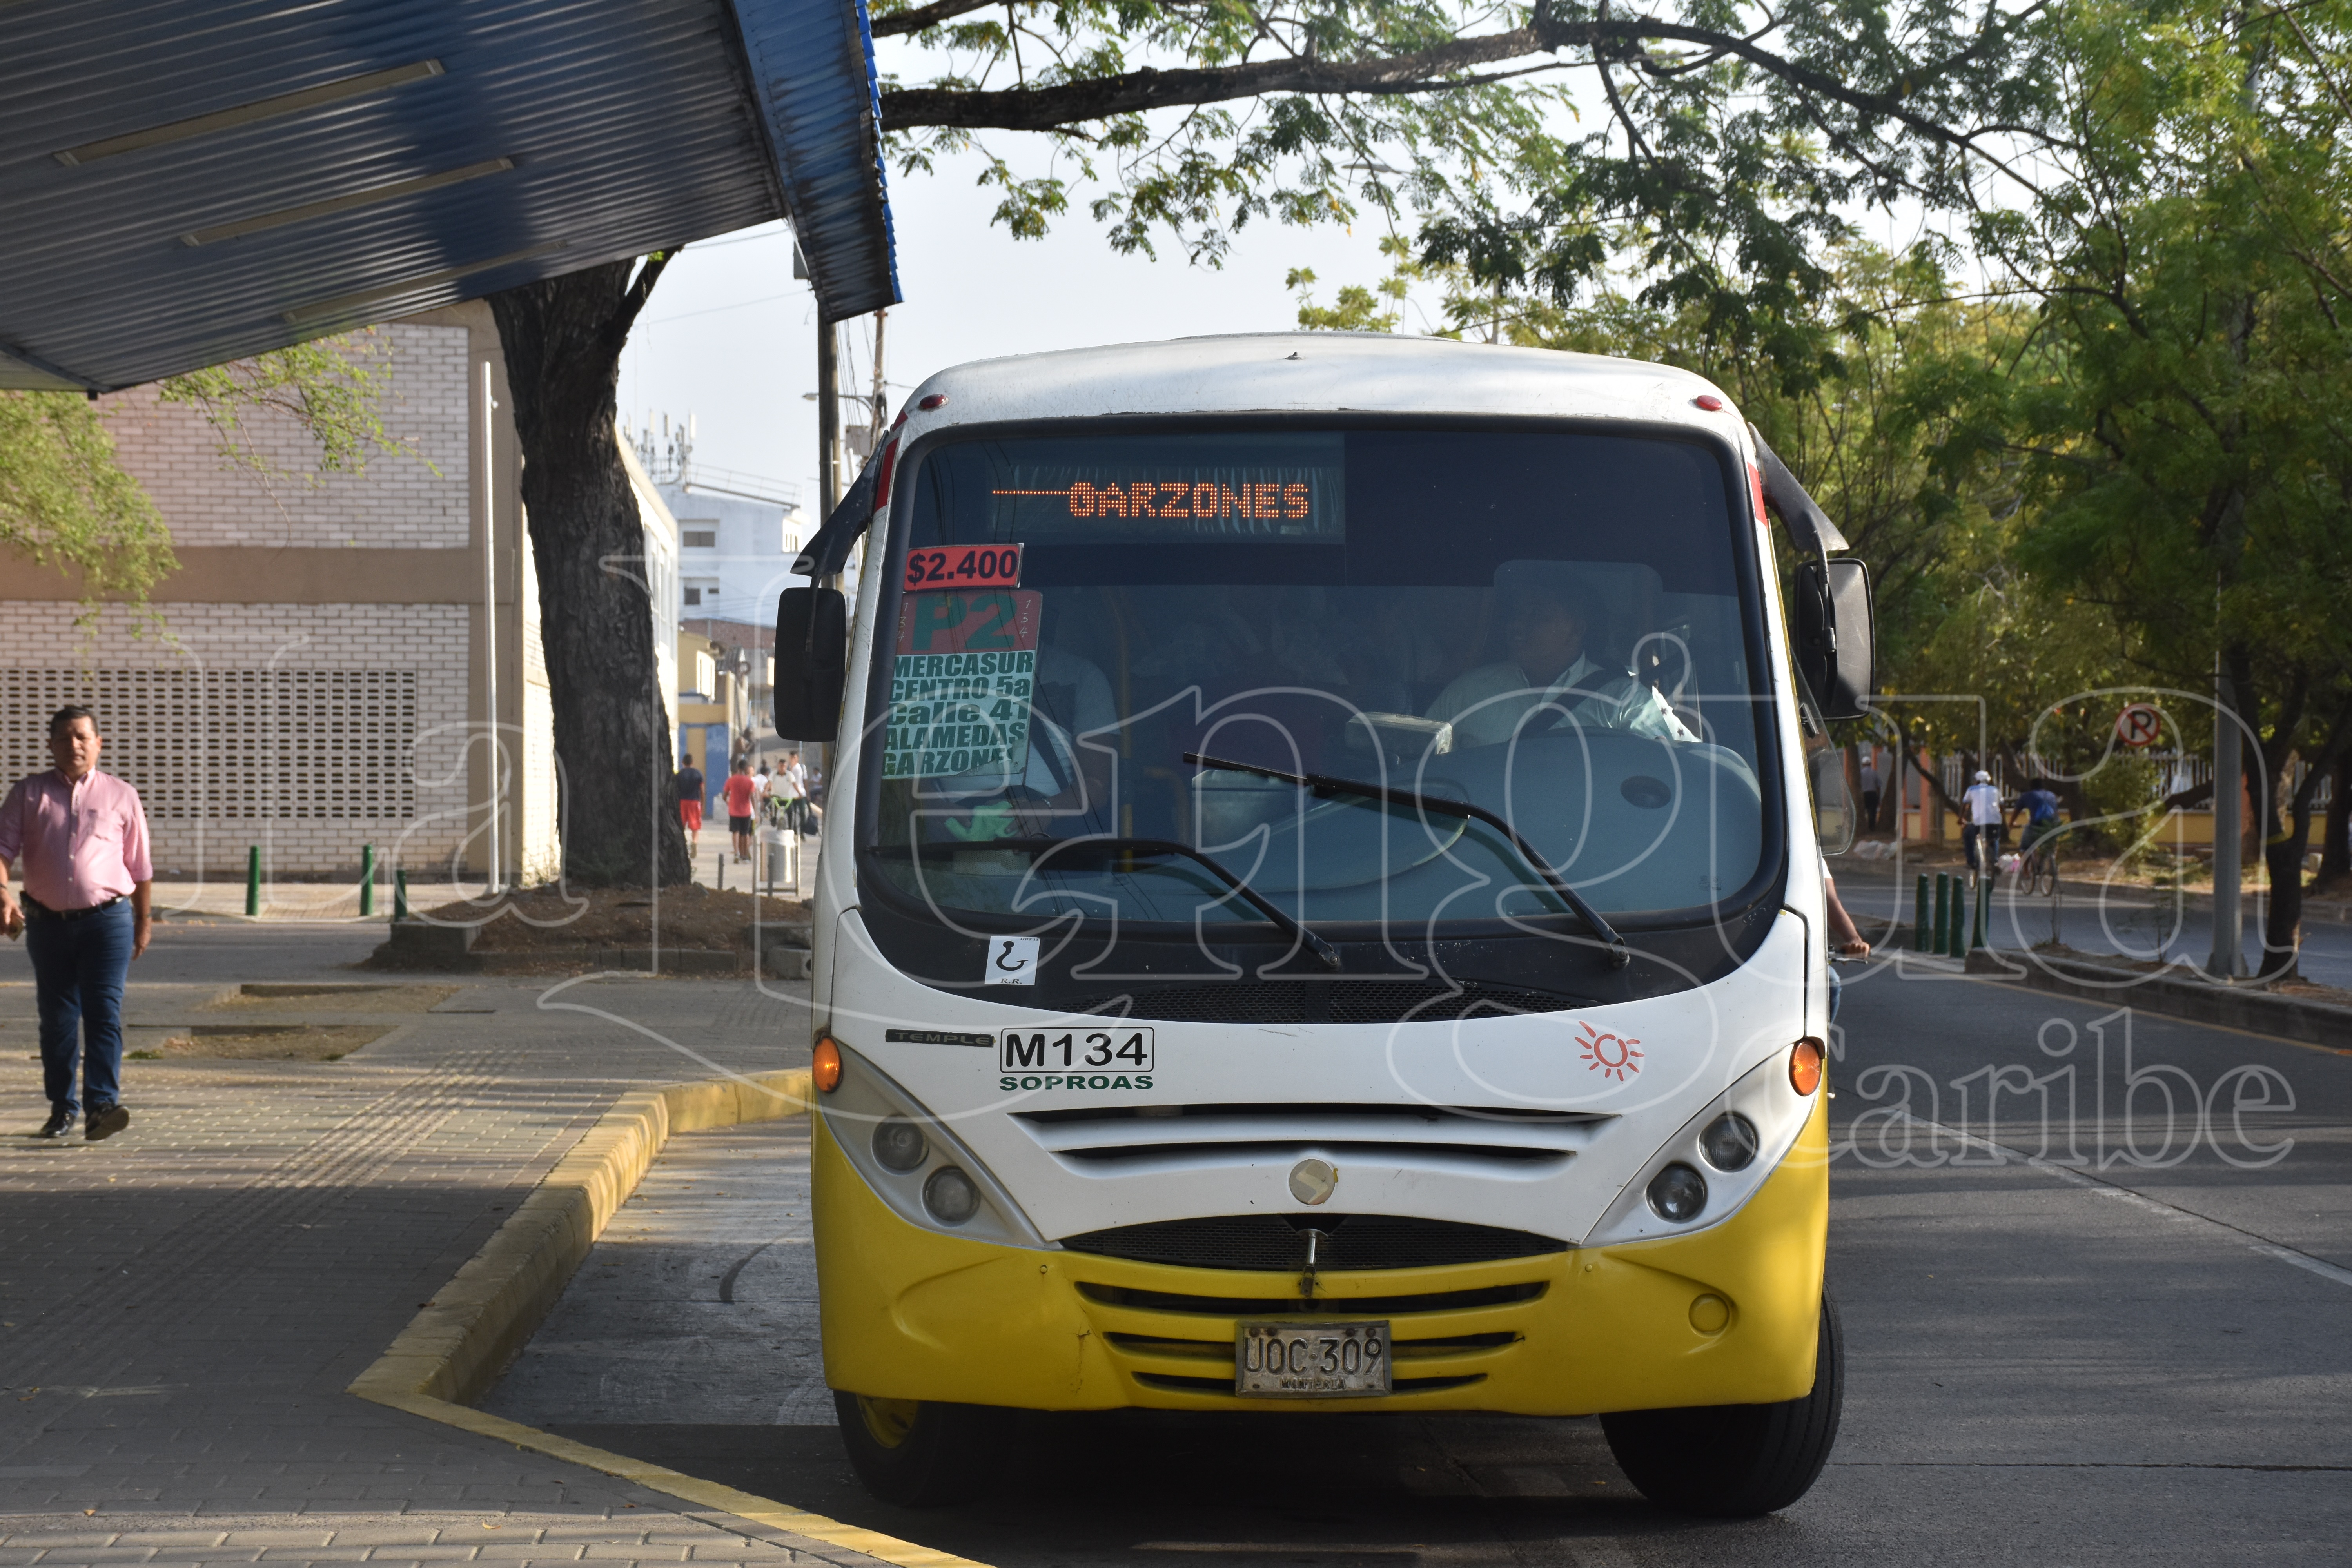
top-left (998, 1025), bottom-right (1154, 1073)
top-left (1235, 1321), bottom-right (1392, 1397)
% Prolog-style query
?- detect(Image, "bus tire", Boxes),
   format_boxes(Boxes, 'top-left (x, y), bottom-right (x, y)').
top-left (1599, 1292), bottom-right (1844, 1517)
top-left (832, 1390), bottom-right (1008, 1506)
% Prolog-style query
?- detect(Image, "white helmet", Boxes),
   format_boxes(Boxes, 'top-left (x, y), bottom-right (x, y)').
top-left (1974, 770), bottom-right (1991, 783)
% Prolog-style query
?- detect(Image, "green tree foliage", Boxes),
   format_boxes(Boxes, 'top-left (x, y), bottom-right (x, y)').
top-left (0, 391), bottom-right (176, 613)
top-left (873, 0), bottom-right (2066, 325)
top-left (0, 330), bottom-right (417, 620)
top-left (158, 329), bottom-right (416, 488)
top-left (1940, 0), bottom-right (2352, 972)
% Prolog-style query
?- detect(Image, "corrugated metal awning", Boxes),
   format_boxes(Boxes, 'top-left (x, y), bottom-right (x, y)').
top-left (0, 0), bottom-right (900, 391)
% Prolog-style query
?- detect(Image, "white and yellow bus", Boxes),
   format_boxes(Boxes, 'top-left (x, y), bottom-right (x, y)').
top-left (774, 333), bottom-right (1874, 1517)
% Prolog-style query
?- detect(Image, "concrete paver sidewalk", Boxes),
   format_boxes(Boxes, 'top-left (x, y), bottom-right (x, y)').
top-left (0, 937), bottom-right (844, 1568)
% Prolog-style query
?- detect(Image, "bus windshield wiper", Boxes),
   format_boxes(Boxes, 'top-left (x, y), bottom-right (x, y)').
top-left (1183, 752), bottom-right (1631, 968)
top-left (969, 835), bottom-right (1340, 971)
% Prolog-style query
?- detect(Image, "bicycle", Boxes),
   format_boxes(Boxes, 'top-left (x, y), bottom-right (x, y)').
top-left (2020, 828), bottom-right (2060, 897)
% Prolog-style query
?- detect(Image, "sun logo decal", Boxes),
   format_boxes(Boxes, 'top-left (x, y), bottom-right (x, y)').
top-left (1577, 1021), bottom-right (1643, 1081)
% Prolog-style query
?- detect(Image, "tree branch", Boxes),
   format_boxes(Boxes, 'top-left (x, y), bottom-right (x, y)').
top-left (881, 12), bottom-right (2042, 161)
top-left (873, 0), bottom-right (1016, 38)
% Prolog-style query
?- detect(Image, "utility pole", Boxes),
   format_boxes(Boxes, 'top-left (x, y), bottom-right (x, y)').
top-left (2210, 661), bottom-right (2245, 977)
top-left (479, 358), bottom-right (501, 895)
top-left (817, 314), bottom-right (840, 516)
top-left (869, 308), bottom-right (889, 449)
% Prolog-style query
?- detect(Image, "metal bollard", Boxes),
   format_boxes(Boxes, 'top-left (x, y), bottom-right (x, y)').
top-left (1947, 878), bottom-right (1968, 959)
top-left (1931, 873), bottom-right (1949, 954)
top-left (394, 868), bottom-right (410, 923)
top-left (1971, 875), bottom-right (1989, 951)
top-left (245, 845), bottom-right (261, 918)
top-left (1914, 873), bottom-right (1932, 952)
top-left (359, 843), bottom-right (375, 918)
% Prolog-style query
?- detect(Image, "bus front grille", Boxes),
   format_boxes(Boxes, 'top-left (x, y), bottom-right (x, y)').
top-left (1060, 1213), bottom-right (1569, 1272)
top-left (1076, 1280), bottom-right (1545, 1316)
top-left (1052, 980), bottom-right (1589, 1024)
top-left (1014, 1102), bottom-right (1604, 1170)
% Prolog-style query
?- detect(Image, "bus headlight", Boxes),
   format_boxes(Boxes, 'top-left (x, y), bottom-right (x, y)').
top-left (873, 1117), bottom-right (927, 1172)
top-left (1699, 1112), bottom-right (1759, 1172)
top-left (1580, 1051), bottom-right (1816, 1247)
top-left (924, 1167), bottom-right (981, 1225)
top-left (1646, 1163), bottom-right (1708, 1222)
top-left (817, 1041), bottom-right (1045, 1248)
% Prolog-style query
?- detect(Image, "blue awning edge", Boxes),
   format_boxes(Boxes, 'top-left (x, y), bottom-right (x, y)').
top-left (731, 0), bottom-right (902, 320)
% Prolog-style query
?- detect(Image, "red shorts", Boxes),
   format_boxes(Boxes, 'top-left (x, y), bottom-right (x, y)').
top-left (679, 800), bottom-right (704, 831)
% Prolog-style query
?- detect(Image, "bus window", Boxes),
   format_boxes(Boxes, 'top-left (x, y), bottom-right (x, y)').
top-left (862, 426), bottom-right (1772, 937)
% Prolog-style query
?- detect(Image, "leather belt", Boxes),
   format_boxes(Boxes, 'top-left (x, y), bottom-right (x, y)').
top-left (24, 895), bottom-right (124, 922)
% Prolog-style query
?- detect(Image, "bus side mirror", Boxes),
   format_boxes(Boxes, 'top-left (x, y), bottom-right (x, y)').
top-left (1793, 559), bottom-right (1874, 721)
top-left (773, 586), bottom-right (847, 740)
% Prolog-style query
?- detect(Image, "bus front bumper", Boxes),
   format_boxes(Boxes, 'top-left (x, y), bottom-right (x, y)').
top-left (814, 1094), bottom-right (1828, 1416)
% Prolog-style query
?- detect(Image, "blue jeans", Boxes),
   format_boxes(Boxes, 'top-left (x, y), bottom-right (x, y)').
top-left (26, 899), bottom-right (132, 1114)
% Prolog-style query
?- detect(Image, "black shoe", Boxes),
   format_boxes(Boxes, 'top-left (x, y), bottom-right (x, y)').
top-left (84, 1104), bottom-right (129, 1142)
top-left (36, 1107), bottom-right (75, 1139)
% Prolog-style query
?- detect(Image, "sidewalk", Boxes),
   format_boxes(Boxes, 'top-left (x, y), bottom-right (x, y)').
top-left (0, 933), bottom-right (858, 1568)
top-left (147, 832), bottom-right (815, 924)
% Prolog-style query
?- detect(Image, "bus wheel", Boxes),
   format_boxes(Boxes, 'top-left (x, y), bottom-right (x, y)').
top-left (1599, 1293), bottom-right (1844, 1517)
top-left (832, 1390), bottom-right (1007, 1506)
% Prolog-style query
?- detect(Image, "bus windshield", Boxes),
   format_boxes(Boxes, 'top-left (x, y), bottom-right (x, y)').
top-left (862, 425), bottom-right (1771, 933)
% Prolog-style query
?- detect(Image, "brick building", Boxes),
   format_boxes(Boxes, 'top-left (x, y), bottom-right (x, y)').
top-left (0, 303), bottom-right (680, 889)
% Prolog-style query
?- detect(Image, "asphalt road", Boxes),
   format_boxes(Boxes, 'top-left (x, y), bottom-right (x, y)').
top-left (483, 966), bottom-right (2352, 1565)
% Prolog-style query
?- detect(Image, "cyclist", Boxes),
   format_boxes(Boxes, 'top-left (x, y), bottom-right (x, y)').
top-left (1961, 769), bottom-right (2004, 882)
top-left (2013, 777), bottom-right (2063, 868)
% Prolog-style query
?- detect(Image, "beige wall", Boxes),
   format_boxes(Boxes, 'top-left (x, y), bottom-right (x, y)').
top-left (0, 304), bottom-right (524, 880)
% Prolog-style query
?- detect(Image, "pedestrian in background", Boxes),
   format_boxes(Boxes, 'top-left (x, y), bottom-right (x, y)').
top-left (0, 706), bottom-right (153, 1141)
top-left (775, 749), bottom-right (811, 835)
top-left (1962, 769), bottom-right (2004, 882)
top-left (722, 758), bottom-right (759, 864)
top-left (1858, 755), bottom-right (1882, 831)
top-left (675, 758), bottom-right (706, 852)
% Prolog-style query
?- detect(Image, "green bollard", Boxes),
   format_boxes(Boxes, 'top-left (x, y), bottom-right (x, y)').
top-left (1931, 873), bottom-right (1949, 954)
top-left (1914, 874), bottom-right (1932, 952)
top-left (1947, 878), bottom-right (1968, 958)
top-left (245, 845), bottom-right (261, 918)
top-left (394, 868), bottom-right (410, 923)
top-left (1971, 875), bottom-right (1989, 951)
top-left (359, 843), bottom-right (375, 918)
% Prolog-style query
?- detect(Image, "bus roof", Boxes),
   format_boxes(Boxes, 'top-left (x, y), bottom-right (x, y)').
top-left (901, 332), bottom-right (1743, 437)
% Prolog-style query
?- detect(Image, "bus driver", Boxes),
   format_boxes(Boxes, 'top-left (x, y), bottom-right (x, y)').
top-left (1425, 576), bottom-right (1695, 748)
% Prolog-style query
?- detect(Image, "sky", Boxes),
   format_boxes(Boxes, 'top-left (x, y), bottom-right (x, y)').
top-left (617, 145), bottom-right (1397, 514)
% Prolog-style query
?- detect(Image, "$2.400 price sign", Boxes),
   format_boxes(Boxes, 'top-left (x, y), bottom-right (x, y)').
top-left (904, 543), bottom-right (1022, 592)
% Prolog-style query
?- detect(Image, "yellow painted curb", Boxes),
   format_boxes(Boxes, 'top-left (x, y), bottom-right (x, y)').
top-left (346, 1063), bottom-right (990, 1568)
top-left (364, 1390), bottom-right (983, 1568)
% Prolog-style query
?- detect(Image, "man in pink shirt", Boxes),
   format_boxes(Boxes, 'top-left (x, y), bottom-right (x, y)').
top-left (0, 706), bottom-right (153, 1141)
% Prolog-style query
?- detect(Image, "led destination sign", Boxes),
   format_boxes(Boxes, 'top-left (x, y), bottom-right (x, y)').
top-left (974, 447), bottom-right (1343, 541)
top-left (993, 480), bottom-right (1316, 521)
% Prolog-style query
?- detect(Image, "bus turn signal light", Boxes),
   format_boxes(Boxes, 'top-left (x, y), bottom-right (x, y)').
top-left (813, 1036), bottom-right (843, 1093)
top-left (1790, 1038), bottom-right (1825, 1096)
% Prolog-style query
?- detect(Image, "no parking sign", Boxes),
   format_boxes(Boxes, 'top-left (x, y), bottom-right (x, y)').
top-left (2114, 702), bottom-right (2163, 749)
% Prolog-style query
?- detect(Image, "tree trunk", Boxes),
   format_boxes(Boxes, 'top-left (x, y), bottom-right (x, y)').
top-left (2253, 704), bottom-right (2352, 978)
top-left (2258, 754), bottom-right (2318, 980)
top-left (487, 260), bottom-right (690, 887)
top-left (2321, 753), bottom-right (2351, 890)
